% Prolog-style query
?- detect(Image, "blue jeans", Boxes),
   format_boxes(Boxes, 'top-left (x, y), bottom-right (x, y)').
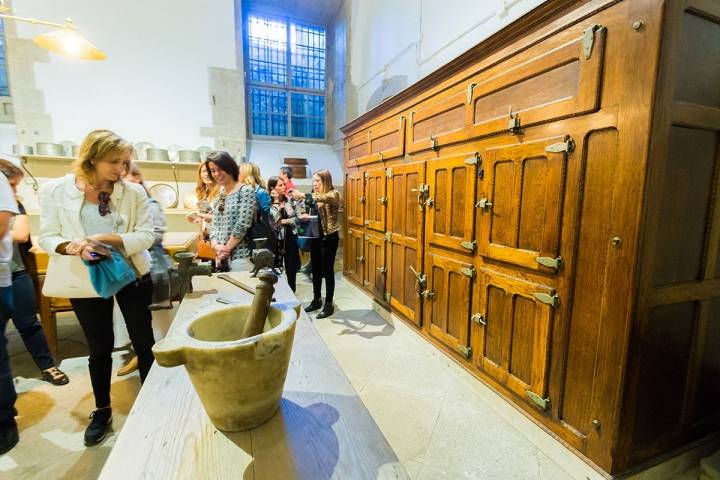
top-left (0, 285), bottom-right (16, 427)
top-left (8, 271), bottom-right (55, 371)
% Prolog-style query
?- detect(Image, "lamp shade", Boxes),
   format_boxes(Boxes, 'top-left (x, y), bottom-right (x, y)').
top-left (32, 28), bottom-right (106, 60)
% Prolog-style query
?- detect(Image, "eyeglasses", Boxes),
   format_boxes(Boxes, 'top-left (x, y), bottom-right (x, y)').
top-left (98, 191), bottom-right (111, 216)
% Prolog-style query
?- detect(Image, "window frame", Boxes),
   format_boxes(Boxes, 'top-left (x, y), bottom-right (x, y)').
top-left (243, 11), bottom-right (328, 142)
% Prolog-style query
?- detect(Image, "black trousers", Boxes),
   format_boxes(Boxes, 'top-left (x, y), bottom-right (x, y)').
top-left (310, 231), bottom-right (339, 306)
top-left (70, 274), bottom-right (154, 409)
top-left (283, 232), bottom-right (301, 292)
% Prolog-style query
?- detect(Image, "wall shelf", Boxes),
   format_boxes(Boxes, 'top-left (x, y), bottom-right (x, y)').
top-left (20, 155), bottom-right (201, 183)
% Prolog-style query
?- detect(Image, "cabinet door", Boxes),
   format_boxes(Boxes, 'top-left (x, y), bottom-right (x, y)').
top-left (344, 228), bottom-right (365, 285)
top-left (364, 167), bottom-right (387, 232)
top-left (472, 268), bottom-right (556, 408)
top-left (386, 161), bottom-right (426, 326)
top-left (424, 251), bottom-right (474, 359)
top-left (347, 130), bottom-right (370, 166)
top-left (362, 115), bottom-right (406, 164)
top-left (478, 136), bottom-right (571, 273)
top-left (345, 171), bottom-right (365, 228)
top-left (363, 232), bottom-right (386, 300)
top-left (426, 153), bottom-right (479, 254)
top-left (407, 89), bottom-right (467, 153)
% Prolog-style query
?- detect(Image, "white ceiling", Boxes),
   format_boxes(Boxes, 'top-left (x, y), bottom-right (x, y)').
top-left (245, 0), bottom-right (343, 25)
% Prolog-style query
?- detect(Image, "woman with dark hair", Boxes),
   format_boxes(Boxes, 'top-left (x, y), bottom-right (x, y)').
top-left (267, 175), bottom-right (300, 292)
top-left (0, 160), bottom-right (69, 385)
top-left (292, 169), bottom-right (341, 318)
top-left (206, 152), bottom-right (256, 271)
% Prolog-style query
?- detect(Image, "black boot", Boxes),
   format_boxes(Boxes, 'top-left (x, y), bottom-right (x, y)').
top-left (316, 304), bottom-right (334, 319)
top-left (304, 299), bottom-right (322, 312)
top-left (0, 421), bottom-right (18, 455)
top-left (84, 407), bottom-right (112, 446)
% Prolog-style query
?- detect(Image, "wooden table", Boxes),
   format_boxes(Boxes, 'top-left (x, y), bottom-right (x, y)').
top-left (99, 272), bottom-right (406, 480)
top-left (28, 231), bottom-right (199, 357)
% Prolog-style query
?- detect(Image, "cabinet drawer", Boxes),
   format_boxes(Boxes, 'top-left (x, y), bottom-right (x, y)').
top-left (363, 115), bottom-right (406, 164)
top-left (347, 130), bottom-right (370, 166)
top-left (467, 24), bottom-right (606, 138)
top-left (407, 89), bottom-right (467, 153)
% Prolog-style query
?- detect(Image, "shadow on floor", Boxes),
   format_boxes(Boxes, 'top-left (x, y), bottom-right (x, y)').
top-left (329, 309), bottom-right (395, 339)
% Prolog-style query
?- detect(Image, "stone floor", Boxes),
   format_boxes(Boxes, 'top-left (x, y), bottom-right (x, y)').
top-left (0, 270), bottom-right (687, 479)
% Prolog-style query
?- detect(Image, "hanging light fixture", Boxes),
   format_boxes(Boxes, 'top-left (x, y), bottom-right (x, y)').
top-left (0, 5), bottom-right (106, 60)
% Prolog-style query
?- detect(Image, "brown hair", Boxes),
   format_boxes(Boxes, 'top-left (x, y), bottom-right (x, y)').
top-left (195, 162), bottom-right (217, 201)
top-left (73, 129), bottom-right (133, 184)
top-left (314, 169), bottom-right (334, 194)
top-left (205, 151), bottom-right (239, 181)
top-left (0, 159), bottom-right (23, 180)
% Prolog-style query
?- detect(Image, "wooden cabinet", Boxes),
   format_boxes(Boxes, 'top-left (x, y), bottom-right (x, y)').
top-left (341, 0), bottom-right (720, 476)
top-left (423, 251), bottom-right (473, 359)
top-left (363, 167), bottom-right (387, 232)
top-left (425, 153), bottom-right (478, 253)
top-left (471, 268), bottom-right (556, 409)
top-left (363, 232), bottom-right (386, 300)
top-left (478, 136), bottom-right (571, 272)
top-left (386, 162), bottom-right (426, 326)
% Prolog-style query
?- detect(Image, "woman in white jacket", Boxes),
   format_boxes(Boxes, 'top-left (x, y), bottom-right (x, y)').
top-left (38, 129), bottom-right (155, 446)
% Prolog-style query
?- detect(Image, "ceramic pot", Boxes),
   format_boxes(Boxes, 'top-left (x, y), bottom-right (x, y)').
top-left (153, 302), bottom-right (300, 431)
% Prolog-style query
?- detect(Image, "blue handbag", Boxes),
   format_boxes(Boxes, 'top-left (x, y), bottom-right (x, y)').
top-left (83, 250), bottom-right (137, 299)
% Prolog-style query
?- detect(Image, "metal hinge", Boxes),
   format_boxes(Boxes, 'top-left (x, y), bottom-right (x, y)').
top-left (527, 390), bottom-right (551, 411)
top-left (458, 345), bottom-right (472, 359)
top-left (545, 138), bottom-right (575, 154)
top-left (364, 171), bottom-right (370, 179)
top-left (385, 291), bottom-right (391, 302)
top-left (461, 266), bottom-right (476, 278)
top-left (363, 280), bottom-right (370, 286)
top-left (466, 82), bottom-right (477, 104)
top-left (384, 231), bottom-right (392, 242)
top-left (471, 312), bottom-right (486, 326)
top-left (464, 152), bottom-right (480, 165)
top-left (508, 106), bottom-right (520, 134)
top-left (364, 220), bottom-right (370, 225)
top-left (536, 256), bottom-right (563, 271)
top-left (379, 196), bottom-right (388, 205)
top-left (409, 111), bottom-right (415, 127)
top-left (386, 168), bottom-right (393, 178)
top-left (476, 198), bottom-right (492, 210)
top-left (364, 234), bottom-right (370, 241)
top-left (583, 24), bottom-right (604, 60)
top-left (360, 195), bottom-right (366, 204)
top-left (460, 241), bottom-right (477, 252)
top-left (377, 152), bottom-right (384, 162)
top-left (357, 256), bottom-right (365, 263)
top-left (533, 292), bottom-right (560, 307)
top-left (430, 136), bottom-right (439, 151)
top-left (421, 289), bottom-right (435, 300)
top-left (377, 266), bottom-right (387, 274)
top-left (425, 197), bottom-right (434, 207)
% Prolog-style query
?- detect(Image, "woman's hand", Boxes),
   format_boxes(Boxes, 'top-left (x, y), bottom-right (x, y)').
top-left (214, 243), bottom-right (231, 259)
top-left (80, 246), bottom-right (99, 261)
top-left (298, 213), bottom-right (311, 221)
top-left (290, 190), bottom-right (305, 201)
top-left (65, 239), bottom-right (89, 255)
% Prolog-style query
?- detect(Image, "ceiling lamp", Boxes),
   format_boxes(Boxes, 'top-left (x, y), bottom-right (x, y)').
top-left (0, 5), bottom-right (106, 60)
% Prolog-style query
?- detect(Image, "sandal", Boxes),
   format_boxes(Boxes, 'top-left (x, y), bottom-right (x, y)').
top-left (42, 366), bottom-right (70, 386)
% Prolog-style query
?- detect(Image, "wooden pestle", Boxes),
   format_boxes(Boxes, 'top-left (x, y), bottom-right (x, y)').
top-left (241, 270), bottom-right (278, 339)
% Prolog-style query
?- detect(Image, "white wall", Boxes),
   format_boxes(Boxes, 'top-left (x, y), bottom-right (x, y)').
top-left (248, 139), bottom-right (343, 182)
top-left (337, 0), bottom-right (547, 128)
top-left (11, 0), bottom-right (239, 150)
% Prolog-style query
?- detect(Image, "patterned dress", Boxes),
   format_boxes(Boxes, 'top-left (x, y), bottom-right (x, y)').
top-left (209, 184), bottom-right (256, 261)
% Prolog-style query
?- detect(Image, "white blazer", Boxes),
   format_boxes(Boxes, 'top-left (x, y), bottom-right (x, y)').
top-left (38, 174), bottom-right (155, 276)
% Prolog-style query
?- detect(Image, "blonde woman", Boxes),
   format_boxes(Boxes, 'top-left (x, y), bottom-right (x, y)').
top-left (239, 162), bottom-right (271, 214)
top-left (292, 169), bottom-right (340, 318)
top-left (39, 129), bottom-right (155, 446)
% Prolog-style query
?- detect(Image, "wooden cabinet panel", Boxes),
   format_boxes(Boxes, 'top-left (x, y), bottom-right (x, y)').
top-left (472, 268), bottom-right (556, 407)
top-left (363, 232), bottom-right (386, 300)
top-left (467, 25), bottom-right (606, 138)
top-left (364, 167), bottom-right (387, 232)
top-left (347, 130), bottom-right (370, 167)
top-left (344, 228), bottom-right (365, 285)
top-left (365, 116), bottom-right (406, 163)
top-left (424, 251), bottom-right (474, 359)
top-left (426, 153), bottom-right (479, 253)
top-left (345, 171), bottom-right (365, 228)
top-left (386, 162), bottom-right (426, 326)
top-left (478, 136), bottom-right (571, 273)
top-left (407, 90), bottom-right (467, 153)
